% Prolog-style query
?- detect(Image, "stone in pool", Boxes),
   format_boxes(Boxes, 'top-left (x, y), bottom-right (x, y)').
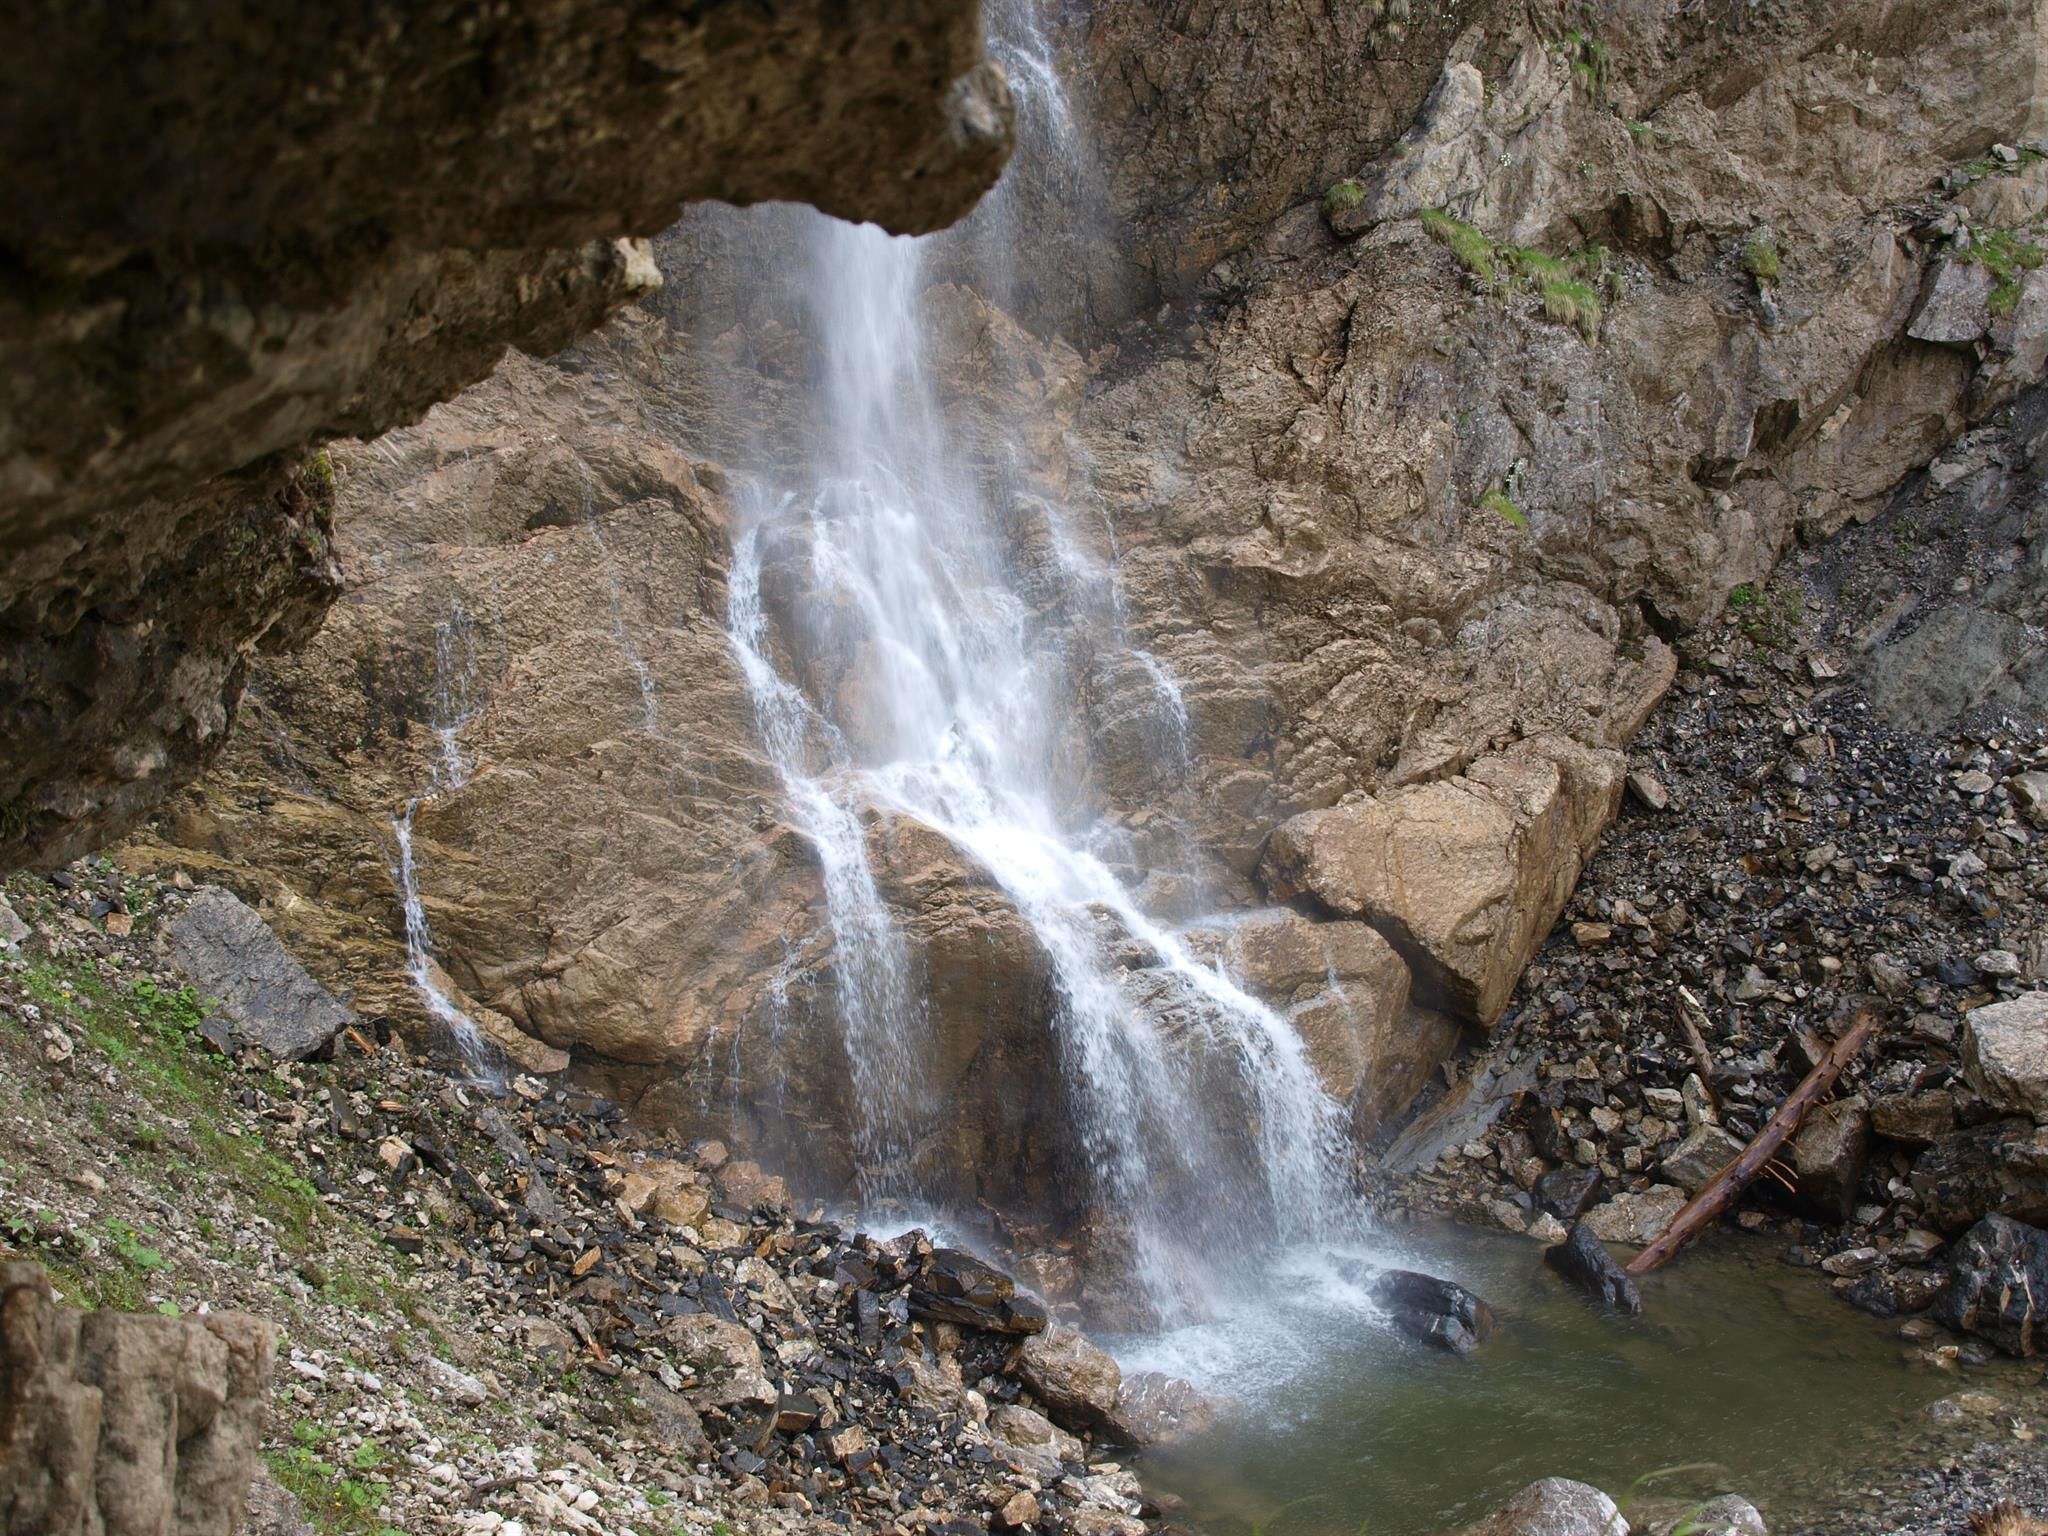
top-left (1369, 1268), bottom-right (1497, 1355)
top-left (1543, 1222), bottom-right (1643, 1315)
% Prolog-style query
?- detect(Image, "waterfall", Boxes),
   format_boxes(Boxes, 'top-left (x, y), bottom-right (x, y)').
top-left (389, 603), bottom-right (498, 1082)
top-left (708, 1), bottom-right (1367, 1323)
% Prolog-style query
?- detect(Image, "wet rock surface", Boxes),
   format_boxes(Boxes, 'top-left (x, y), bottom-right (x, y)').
top-left (1542, 1224), bottom-right (1642, 1315)
top-left (1935, 1214), bottom-right (2048, 1357)
top-left (1366, 1269), bottom-right (1497, 1356)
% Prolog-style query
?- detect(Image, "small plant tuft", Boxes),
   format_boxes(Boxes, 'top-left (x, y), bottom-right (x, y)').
top-left (1555, 28), bottom-right (1612, 97)
top-left (1964, 227), bottom-right (2045, 314)
top-left (1322, 178), bottom-right (1367, 219)
top-left (1421, 208), bottom-right (1500, 285)
top-left (1741, 234), bottom-right (1781, 284)
top-left (1480, 487), bottom-right (1528, 531)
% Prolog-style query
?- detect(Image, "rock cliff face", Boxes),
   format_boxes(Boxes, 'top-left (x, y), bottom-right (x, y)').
top-left (0, 1), bottom-right (1015, 871)
top-left (0, 1262), bottom-right (275, 1536)
top-left (111, 0), bottom-right (2048, 1236)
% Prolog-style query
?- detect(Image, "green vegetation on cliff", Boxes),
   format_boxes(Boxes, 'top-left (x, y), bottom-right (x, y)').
top-left (1421, 209), bottom-right (1611, 342)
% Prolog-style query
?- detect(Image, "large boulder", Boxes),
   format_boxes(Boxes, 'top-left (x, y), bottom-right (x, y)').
top-left (1789, 1096), bottom-right (1871, 1222)
top-left (0, 1262), bottom-right (276, 1536)
top-left (1110, 1372), bottom-right (1217, 1448)
top-left (1369, 1269), bottom-right (1497, 1356)
top-left (1934, 1213), bottom-right (2048, 1357)
top-left (1260, 737), bottom-right (1622, 1024)
top-left (1196, 908), bottom-right (1451, 1137)
top-left (1910, 1119), bottom-right (2048, 1232)
top-left (1009, 1325), bottom-right (1122, 1439)
top-left (1963, 992), bottom-right (2048, 1121)
top-left (158, 887), bottom-right (353, 1061)
top-left (1462, 1478), bottom-right (1624, 1536)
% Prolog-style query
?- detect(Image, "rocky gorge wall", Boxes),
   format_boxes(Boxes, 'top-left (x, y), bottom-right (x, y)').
top-left (0, 0), bottom-right (1016, 873)
top-left (107, 0), bottom-right (2048, 1272)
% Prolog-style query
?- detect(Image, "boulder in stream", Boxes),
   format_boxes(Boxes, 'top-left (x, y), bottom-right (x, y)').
top-left (1543, 1222), bottom-right (1643, 1315)
top-left (1369, 1268), bottom-right (1497, 1355)
top-left (1461, 1477), bottom-right (1624, 1536)
top-left (1934, 1212), bottom-right (2048, 1356)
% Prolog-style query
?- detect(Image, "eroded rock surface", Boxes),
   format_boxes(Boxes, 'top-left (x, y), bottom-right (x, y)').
top-left (0, 1262), bottom-right (275, 1536)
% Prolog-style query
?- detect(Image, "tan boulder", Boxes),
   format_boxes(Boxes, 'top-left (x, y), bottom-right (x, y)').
top-left (1259, 737), bottom-right (1622, 1023)
top-left (660, 1313), bottom-right (775, 1413)
top-left (1192, 908), bottom-right (1456, 1138)
top-left (1010, 1323), bottom-right (1121, 1438)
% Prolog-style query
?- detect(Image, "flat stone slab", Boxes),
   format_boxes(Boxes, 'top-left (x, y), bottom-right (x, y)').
top-left (160, 886), bottom-right (353, 1061)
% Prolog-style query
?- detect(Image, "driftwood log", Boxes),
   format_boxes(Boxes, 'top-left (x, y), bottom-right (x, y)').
top-left (1626, 1005), bottom-right (1879, 1276)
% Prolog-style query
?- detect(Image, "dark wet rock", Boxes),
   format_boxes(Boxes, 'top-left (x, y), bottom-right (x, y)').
top-left (1534, 1165), bottom-right (1606, 1220)
top-left (1543, 1223), bottom-right (1643, 1315)
top-left (1461, 1477), bottom-right (1624, 1536)
top-left (1369, 1269), bottom-right (1497, 1356)
top-left (158, 887), bottom-right (353, 1061)
top-left (1934, 1213), bottom-right (2048, 1356)
top-left (1789, 1095), bottom-right (1871, 1222)
top-left (908, 1248), bottom-right (1049, 1335)
top-left (1911, 1118), bottom-right (2048, 1231)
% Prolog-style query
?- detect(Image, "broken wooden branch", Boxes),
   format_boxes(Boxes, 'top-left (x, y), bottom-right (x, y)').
top-left (1673, 985), bottom-right (1723, 1115)
top-left (1626, 1003), bottom-right (1879, 1276)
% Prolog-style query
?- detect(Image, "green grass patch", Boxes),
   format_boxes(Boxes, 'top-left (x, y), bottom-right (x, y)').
top-left (1966, 227), bottom-right (2046, 314)
top-left (1727, 581), bottom-right (1803, 650)
top-left (1480, 487), bottom-right (1528, 531)
top-left (1741, 235), bottom-right (1781, 284)
top-left (1424, 212), bottom-right (1610, 340)
top-left (1421, 208), bottom-right (1500, 285)
top-left (12, 952), bottom-right (327, 1255)
top-left (1322, 178), bottom-right (1366, 218)
top-left (267, 1440), bottom-right (400, 1536)
top-left (1539, 278), bottom-right (1602, 341)
top-left (1554, 29), bottom-right (1612, 97)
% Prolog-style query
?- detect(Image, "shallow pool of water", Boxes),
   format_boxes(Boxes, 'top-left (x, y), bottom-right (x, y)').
top-left (1125, 1225), bottom-right (1957, 1536)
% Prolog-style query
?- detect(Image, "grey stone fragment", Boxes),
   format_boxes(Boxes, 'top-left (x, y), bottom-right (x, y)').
top-left (158, 887), bottom-right (352, 1061)
top-left (1907, 259), bottom-right (1995, 344)
top-left (1462, 1477), bottom-right (1623, 1536)
top-left (1963, 991), bottom-right (2048, 1121)
top-left (0, 893), bottom-right (28, 950)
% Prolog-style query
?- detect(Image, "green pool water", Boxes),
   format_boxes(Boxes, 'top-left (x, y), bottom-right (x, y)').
top-left (1126, 1225), bottom-right (1973, 1536)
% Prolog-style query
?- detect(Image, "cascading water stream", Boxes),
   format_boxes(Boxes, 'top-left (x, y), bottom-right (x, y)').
top-left (389, 604), bottom-right (498, 1082)
top-left (704, 0), bottom-right (1378, 1335)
